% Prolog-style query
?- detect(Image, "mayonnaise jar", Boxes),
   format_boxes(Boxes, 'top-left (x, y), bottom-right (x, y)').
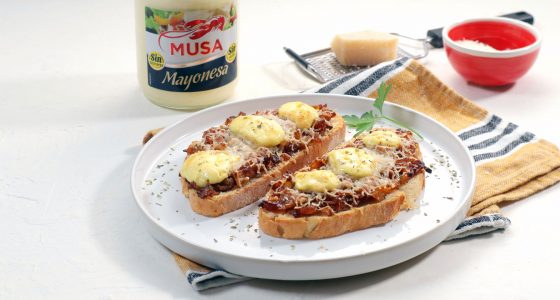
top-left (135, 0), bottom-right (238, 109)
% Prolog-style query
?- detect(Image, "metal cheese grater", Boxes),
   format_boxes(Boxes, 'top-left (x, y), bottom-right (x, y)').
top-left (284, 11), bottom-right (533, 83)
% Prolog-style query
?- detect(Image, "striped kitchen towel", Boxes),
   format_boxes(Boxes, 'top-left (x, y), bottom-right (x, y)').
top-left (147, 57), bottom-right (560, 291)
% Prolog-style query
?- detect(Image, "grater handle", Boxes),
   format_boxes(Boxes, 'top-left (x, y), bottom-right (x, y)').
top-left (427, 11), bottom-right (535, 48)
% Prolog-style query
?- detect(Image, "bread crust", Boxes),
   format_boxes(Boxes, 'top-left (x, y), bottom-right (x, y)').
top-left (258, 173), bottom-right (424, 239)
top-left (399, 171), bottom-right (425, 210)
top-left (182, 115), bottom-right (346, 217)
top-left (258, 129), bottom-right (425, 239)
top-left (259, 192), bottom-right (405, 239)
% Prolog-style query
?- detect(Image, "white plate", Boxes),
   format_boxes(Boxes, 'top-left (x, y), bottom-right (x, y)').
top-left (131, 94), bottom-right (475, 280)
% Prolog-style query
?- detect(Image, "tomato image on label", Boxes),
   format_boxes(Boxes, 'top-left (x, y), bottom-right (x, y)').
top-left (148, 51), bottom-right (165, 70)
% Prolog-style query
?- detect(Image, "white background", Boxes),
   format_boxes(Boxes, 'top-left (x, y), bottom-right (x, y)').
top-left (1, 0), bottom-right (559, 299)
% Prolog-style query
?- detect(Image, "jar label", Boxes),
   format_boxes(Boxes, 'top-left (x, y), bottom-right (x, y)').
top-left (144, 4), bottom-right (237, 92)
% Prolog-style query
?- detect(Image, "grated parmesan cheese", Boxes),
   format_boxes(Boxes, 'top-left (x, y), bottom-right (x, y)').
top-left (184, 105), bottom-right (333, 189)
top-left (455, 39), bottom-right (500, 52)
top-left (288, 128), bottom-right (422, 210)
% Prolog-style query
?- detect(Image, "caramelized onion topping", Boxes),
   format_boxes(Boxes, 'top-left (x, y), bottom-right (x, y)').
top-left (259, 128), bottom-right (426, 217)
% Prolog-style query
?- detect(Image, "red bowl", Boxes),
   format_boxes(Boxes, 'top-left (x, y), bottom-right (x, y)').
top-left (443, 17), bottom-right (541, 86)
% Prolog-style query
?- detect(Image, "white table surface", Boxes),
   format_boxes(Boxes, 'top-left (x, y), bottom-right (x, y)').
top-left (1, 0), bottom-right (559, 299)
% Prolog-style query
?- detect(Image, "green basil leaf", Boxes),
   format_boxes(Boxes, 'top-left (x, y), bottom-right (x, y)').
top-left (360, 111), bottom-right (375, 122)
top-left (345, 81), bottom-right (422, 139)
top-left (356, 122), bottom-right (373, 133)
top-left (342, 115), bottom-right (361, 126)
top-left (373, 82), bottom-right (391, 113)
top-left (353, 122), bottom-right (373, 137)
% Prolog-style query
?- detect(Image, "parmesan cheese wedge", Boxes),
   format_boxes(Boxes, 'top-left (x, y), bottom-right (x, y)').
top-left (331, 30), bottom-right (398, 66)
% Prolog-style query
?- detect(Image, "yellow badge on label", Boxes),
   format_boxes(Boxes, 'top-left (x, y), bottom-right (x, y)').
top-left (226, 43), bottom-right (237, 63)
top-left (148, 51), bottom-right (165, 70)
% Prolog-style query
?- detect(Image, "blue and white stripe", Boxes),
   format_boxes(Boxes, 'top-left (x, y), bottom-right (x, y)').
top-left (457, 114), bottom-right (537, 164)
top-left (186, 268), bottom-right (250, 291)
top-left (308, 56), bottom-right (411, 96)
top-left (444, 214), bottom-right (511, 241)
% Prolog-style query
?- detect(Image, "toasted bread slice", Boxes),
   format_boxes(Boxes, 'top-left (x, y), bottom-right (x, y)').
top-left (258, 128), bottom-right (425, 239)
top-left (181, 108), bottom-right (346, 217)
top-left (259, 174), bottom-right (424, 239)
